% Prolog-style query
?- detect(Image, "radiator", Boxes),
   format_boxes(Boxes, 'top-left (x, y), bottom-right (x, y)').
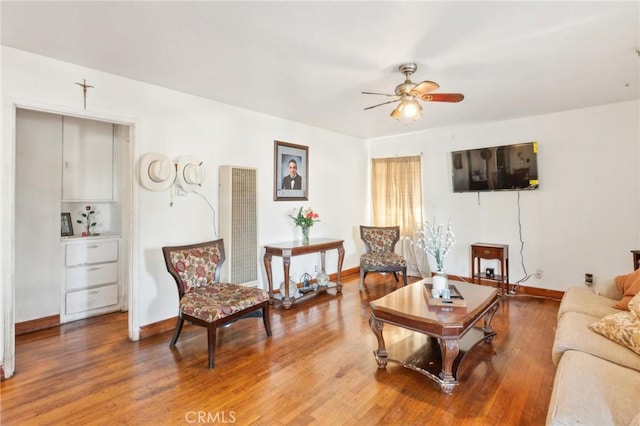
top-left (218, 166), bottom-right (258, 287)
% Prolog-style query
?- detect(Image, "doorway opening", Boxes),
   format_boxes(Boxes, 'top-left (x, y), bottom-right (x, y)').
top-left (4, 104), bottom-right (137, 379)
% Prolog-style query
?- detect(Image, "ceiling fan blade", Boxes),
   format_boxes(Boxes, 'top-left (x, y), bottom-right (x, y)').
top-left (422, 93), bottom-right (465, 103)
top-left (364, 99), bottom-right (400, 110)
top-left (361, 91), bottom-right (396, 97)
top-left (411, 81), bottom-right (439, 96)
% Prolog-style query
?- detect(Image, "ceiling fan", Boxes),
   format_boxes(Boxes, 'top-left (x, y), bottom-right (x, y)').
top-left (362, 63), bottom-right (464, 121)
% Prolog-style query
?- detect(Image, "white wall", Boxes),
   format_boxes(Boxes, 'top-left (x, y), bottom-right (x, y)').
top-left (0, 5), bottom-right (7, 375)
top-left (368, 100), bottom-right (640, 291)
top-left (1, 47), bottom-right (367, 337)
top-left (2, 45), bottom-right (638, 377)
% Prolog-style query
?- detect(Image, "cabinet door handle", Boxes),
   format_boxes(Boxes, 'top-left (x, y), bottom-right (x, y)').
top-left (89, 290), bottom-right (100, 295)
top-left (87, 244), bottom-right (99, 249)
top-left (87, 267), bottom-right (101, 271)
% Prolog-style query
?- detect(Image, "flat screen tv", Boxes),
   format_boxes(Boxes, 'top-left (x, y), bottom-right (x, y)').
top-left (451, 141), bottom-right (539, 192)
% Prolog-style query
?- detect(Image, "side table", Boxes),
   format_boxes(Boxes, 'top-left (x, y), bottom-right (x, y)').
top-left (632, 250), bottom-right (640, 270)
top-left (471, 243), bottom-right (509, 294)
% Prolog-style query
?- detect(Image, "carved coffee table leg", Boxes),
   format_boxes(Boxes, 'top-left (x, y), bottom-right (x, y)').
top-left (438, 338), bottom-right (460, 394)
top-left (369, 314), bottom-right (388, 368)
top-left (482, 301), bottom-right (500, 341)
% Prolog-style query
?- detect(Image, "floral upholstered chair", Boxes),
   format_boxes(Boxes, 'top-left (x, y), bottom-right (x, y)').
top-left (162, 239), bottom-right (272, 369)
top-left (359, 225), bottom-right (408, 290)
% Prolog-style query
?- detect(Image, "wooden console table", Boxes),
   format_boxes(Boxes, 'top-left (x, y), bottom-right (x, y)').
top-left (263, 238), bottom-right (345, 309)
top-left (471, 243), bottom-right (509, 294)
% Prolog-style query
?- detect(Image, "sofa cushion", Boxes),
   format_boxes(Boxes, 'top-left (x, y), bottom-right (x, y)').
top-left (590, 310), bottom-right (640, 356)
top-left (546, 350), bottom-right (640, 426)
top-left (557, 286), bottom-right (620, 320)
top-left (614, 268), bottom-right (640, 310)
top-left (552, 311), bottom-right (640, 371)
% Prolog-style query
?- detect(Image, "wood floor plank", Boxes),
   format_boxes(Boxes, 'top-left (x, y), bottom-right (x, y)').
top-left (1, 275), bottom-right (560, 425)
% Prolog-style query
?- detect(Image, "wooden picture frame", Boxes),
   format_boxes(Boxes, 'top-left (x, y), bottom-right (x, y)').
top-left (61, 212), bottom-right (74, 237)
top-left (274, 140), bottom-right (308, 201)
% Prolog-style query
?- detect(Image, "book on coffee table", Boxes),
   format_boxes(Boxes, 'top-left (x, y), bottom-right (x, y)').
top-left (424, 283), bottom-right (467, 307)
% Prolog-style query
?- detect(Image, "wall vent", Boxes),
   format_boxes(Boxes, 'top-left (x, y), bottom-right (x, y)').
top-left (219, 166), bottom-right (258, 287)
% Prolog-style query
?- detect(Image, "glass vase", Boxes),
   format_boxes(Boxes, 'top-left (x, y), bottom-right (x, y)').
top-left (301, 226), bottom-right (310, 245)
top-left (279, 277), bottom-right (298, 299)
top-left (432, 270), bottom-right (448, 292)
top-left (316, 269), bottom-right (329, 287)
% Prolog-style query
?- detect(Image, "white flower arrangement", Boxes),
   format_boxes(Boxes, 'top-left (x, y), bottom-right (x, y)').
top-left (415, 219), bottom-right (455, 272)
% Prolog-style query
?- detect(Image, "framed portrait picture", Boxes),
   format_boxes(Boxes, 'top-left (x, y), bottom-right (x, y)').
top-left (274, 140), bottom-right (308, 201)
top-left (61, 212), bottom-right (74, 237)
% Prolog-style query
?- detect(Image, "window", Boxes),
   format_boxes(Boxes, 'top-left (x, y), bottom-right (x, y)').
top-left (371, 156), bottom-right (422, 237)
top-left (371, 156), bottom-right (429, 277)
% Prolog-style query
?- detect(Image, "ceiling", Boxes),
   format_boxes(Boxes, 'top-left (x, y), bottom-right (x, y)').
top-left (2, 1), bottom-right (639, 140)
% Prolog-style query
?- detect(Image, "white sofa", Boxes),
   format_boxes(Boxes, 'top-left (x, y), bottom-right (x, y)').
top-left (547, 281), bottom-right (640, 426)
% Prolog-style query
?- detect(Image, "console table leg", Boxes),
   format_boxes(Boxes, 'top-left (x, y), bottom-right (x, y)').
top-left (336, 246), bottom-right (345, 293)
top-left (263, 253), bottom-right (274, 303)
top-left (369, 314), bottom-right (388, 368)
top-left (282, 250), bottom-right (293, 309)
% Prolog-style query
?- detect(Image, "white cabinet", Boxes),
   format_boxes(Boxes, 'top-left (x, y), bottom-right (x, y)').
top-left (62, 116), bottom-right (114, 201)
top-left (63, 238), bottom-right (121, 322)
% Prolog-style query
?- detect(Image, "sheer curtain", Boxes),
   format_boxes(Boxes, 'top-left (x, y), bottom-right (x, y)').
top-left (371, 156), bottom-right (430, 278)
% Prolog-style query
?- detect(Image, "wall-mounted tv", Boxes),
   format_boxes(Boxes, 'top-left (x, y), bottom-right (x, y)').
top-left (451, 141), bottom-right (539, 192)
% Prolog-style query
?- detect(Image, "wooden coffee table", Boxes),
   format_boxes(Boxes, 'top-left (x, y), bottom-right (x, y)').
top-left (369, 280), bottom-right (500, 394)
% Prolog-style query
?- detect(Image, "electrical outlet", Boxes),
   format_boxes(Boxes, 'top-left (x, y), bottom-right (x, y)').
top-left (534, 269), bottom-right (543, 279)
top-left (315, 265), bottom-right (319, 272)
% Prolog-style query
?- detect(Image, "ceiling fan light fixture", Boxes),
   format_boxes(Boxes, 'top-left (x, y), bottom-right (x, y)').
top-left (401, 97), bottom-right (422, 121)
top-left (363, 62), bottom-right (463, 121)
top-left (390, 105), bottom-right (402, 120)
top-left (391, 97), bottom-right (423, 121)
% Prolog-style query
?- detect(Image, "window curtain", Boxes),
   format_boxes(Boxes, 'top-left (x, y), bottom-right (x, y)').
top-left (371, 156), bottom-right (430, 278)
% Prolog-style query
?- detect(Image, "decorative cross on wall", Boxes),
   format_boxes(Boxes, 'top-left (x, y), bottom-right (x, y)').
top-left (75, 79), bottom-right (94, 109)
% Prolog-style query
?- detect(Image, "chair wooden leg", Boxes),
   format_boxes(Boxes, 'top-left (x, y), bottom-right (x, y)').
top-left (392, 272), bottom-right (399, 282)
top-left (359, 269), bottom-right (366, 290)
top-left (207, 323), bottom-right (217, 369)
top-left (169, 317), bottom-right (184, 347)
top-left (262, 303), bottom-right (272, 337)
top-left (402, 268), bottom-right (408, 286)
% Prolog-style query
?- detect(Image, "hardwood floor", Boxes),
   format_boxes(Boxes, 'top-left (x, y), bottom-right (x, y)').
top-left (1, 274), bottom-right (560, 425)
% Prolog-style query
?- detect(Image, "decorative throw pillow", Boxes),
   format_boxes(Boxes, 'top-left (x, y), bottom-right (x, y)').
top-left (629, 292), bottom-right (640, 319)
top-left (613, 268), bottom-right (640, 310)
top-left (590, 310), bottom-right (640, 356)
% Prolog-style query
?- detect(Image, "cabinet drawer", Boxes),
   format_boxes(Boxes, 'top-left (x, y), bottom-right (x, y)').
top-left (472, 246), bottom-right (503, 259)
top-left (66, 240), bottom-right (118, 266)
top-left (66, 284), bottom-right (118, 315)
top-left (66, 262), bottom-right (118, 291)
